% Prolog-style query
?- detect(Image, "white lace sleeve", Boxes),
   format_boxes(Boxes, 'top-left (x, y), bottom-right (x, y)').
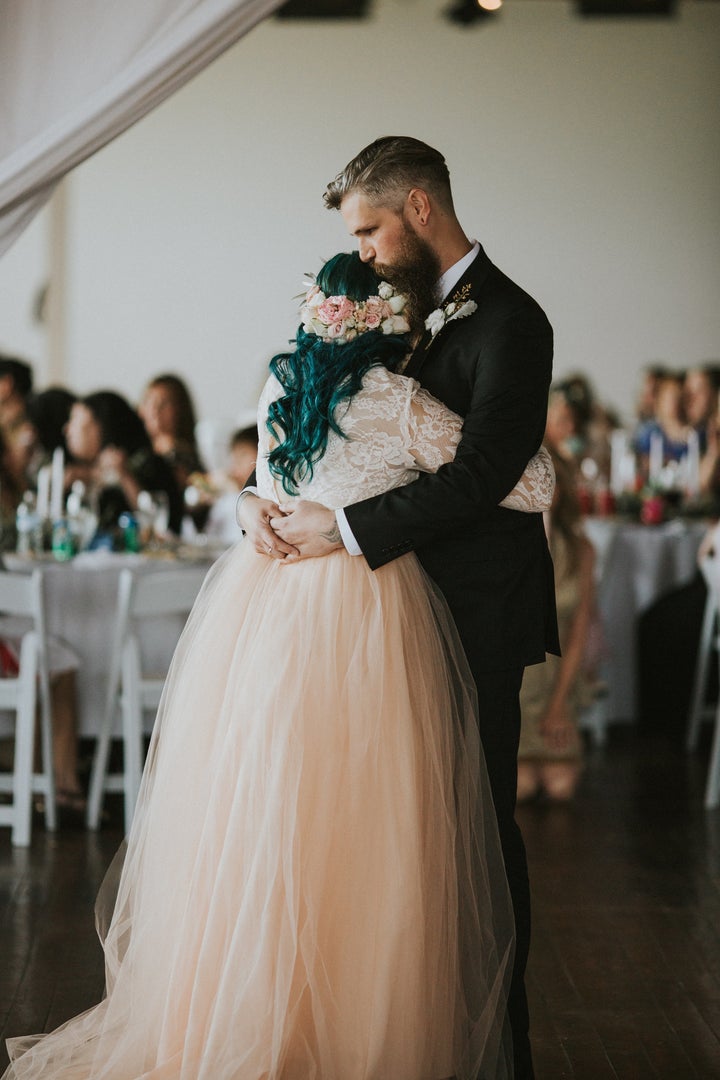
top-left (499, 445), bottom-right (555, 512)
top-left (402, 383), bottom-right (463, 472)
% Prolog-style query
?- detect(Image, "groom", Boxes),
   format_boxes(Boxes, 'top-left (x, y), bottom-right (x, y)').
top-left (239, 136), bottom-right (559, 1078)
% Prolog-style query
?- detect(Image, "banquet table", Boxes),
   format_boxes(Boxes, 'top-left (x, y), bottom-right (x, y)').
top-left (0, 548), bottom-right (224, 737)
top-left (583, 517), bottom-right (709, 722)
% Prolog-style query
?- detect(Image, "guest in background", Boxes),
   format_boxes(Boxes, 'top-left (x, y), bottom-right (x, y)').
top-left (517, 445), bottom-right (595, 803)
top-left (64, 391), bottom-right (183, 537)
top-left (633, 371), bottom-right (690, 463)
top-left (0, 420), bottom-right (83, 809)
top-left (634, 364), bottom-right (668, 426)
top-left (190, 425), bottom-right (259, 546)
top-left (0, 353), bottom-right (35, 487)
top-left (0, 429), bottom-right (24, 548)
top-left (544, 376), bottom-right (594, 463)
top-left (139, 374), bottom-right (205, 489)
top-left (227, 425), bottom-right (259, 489)
top-left (25, 386), bottom-right (77, 482)
top-left (683, 365), bottom-right (720, 442)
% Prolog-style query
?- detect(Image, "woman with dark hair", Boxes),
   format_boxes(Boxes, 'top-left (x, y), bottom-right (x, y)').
top-left (64, 390), bottom-right (183, 536)
top-left (139, 373), bottom-right (205, 488)
top-left (4, 254), bottom-right (553, 1080)
top-left (27, 386), bottom-right (77, 459)
top-left (0, 354), bottom-right (35, 487)
top-left (517, 443), bottom-right (595, 802)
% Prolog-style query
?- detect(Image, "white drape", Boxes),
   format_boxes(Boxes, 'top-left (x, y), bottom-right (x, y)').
top-left (0, 0), bottom-right (283, 257)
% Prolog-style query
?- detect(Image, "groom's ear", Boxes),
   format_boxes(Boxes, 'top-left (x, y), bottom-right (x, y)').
top-left (406, 187), bottom-right (432, 228)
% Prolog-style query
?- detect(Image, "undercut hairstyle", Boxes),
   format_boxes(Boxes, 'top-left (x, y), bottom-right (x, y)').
top-left (324, 136), bottom-right (454, 214)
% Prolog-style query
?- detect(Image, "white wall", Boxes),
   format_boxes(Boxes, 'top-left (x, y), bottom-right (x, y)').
top-left (1, 0), bottom-right (718, 425)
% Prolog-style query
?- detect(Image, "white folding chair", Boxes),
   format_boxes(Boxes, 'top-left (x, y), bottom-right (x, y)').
top-left (687, 555), bottom-right (720, 809)
top-left (686, 556), bottom-right (719, 754)
top-left (86, 566), bottom-right (208, 833)
top-left (0, 569), bottom-right (56, 846)
top-left (579, 522), bottom-right (618, 747)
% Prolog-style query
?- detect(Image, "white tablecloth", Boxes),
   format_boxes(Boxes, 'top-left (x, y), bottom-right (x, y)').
top-left (1, 551), bottom-right (218, 737)
top-left (584, 518), bottom-right (708, 721)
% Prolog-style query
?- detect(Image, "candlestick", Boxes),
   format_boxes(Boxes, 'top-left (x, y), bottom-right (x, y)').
top-left (610, 430), bottom-right (628, 495)
top-left (649, 432), bottom-right (664, 485)
top-left (686, 430), bottom-right (700, 497)
top-left (36, 465), bottom-right (51, 520)
top-left (50, 447), bottom-right (65, 521)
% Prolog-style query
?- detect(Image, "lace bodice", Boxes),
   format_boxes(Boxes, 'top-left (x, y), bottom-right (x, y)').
top-left (256, 366), bottom-right (554, 512)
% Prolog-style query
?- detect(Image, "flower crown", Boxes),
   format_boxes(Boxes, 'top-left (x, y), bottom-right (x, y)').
top-left (300, 279), bottom-right (410, 344)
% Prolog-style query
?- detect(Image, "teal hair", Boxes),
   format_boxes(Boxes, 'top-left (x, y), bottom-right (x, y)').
top-left (266, 253), bottom-right (409, 495)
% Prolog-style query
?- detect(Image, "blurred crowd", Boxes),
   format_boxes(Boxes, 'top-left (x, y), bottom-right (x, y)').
top-left (0, 353), bottom-right (260, 814)
top-left (544, 362), bottom-right (720, 514)
top-left (518, 359), bottom-right (720, 806)
top-left (0, 354), bottom-right (259, 554)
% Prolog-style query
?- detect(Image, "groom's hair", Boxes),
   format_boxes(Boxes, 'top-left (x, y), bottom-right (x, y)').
top-left (324, 136), bottom-right (454, 214)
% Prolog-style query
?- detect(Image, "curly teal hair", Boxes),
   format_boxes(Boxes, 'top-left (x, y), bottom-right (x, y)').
top-left (266, 253), bottom-right (409, 495)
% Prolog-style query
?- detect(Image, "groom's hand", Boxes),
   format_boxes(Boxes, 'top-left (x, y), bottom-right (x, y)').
top-left (237, 494), bottom-right (299, 559)
top-left (270, 500), bottom-right (344, 560)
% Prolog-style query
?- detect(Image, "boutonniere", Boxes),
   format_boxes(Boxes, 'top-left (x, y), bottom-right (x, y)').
top-left (424, 283), bottom-right (477, 347)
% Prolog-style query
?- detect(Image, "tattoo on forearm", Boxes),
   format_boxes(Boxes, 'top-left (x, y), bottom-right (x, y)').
top-left (320, 522), bottom-right (342, 545)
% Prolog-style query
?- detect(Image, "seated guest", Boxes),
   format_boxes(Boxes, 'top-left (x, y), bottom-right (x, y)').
top-left (634, 363), bottom-right (668, 426)
top-left (227, 425), bottom-right (259, 489)
top-left (0, 427), bottom-right (83, 810)
top-left (0, 429), bottom-right (24, 548)
top-left (64, 391), bottom-right (183, 537)
top-left (189, 425), bottom-right (259, 545)
top-left (139, 374), bottom-right (205, 488)
top-left (0, 353), bottom-right (35, 487)
top-left (517, 445), bottom-right (595, 803)
top-left (634, 371), bottom-right (690, 463)
top-left (544, 376), bottom-right (594, 463)
top-left (25, 386), bottom-right (77, 479)
top-left (684, 365), bottom-right (720, 439)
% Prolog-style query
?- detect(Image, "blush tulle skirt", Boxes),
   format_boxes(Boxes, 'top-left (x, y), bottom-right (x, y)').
top-left (4, 544), bottom-right (514, 1079)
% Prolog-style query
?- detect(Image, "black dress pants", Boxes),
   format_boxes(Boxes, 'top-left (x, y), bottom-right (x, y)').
top-left (471, 664), bottom-right (533, 1080)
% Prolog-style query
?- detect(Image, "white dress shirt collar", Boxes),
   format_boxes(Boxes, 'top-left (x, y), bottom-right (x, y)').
top-left (436, 240), bottom-right (480, 303)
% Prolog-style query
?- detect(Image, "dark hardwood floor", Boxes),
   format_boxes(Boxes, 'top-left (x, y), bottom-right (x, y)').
top-left (1, 729), bottom-right (720, 1078)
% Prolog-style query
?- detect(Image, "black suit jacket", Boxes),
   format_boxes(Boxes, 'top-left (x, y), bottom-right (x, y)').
top-left (344, 246), bottom-right (560, 672)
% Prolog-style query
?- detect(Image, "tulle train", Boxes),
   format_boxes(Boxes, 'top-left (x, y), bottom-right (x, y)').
top-left (4, 544), bottom-right (514, 1079)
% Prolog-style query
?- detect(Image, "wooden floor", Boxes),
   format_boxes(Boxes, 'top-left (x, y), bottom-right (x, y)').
top-left (1, 730), bottom-right (720, 1078)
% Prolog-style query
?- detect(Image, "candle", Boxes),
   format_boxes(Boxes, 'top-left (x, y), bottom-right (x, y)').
top-left (36, 465), bottom-right (51, 519)
top-left (50, 447), bottom-right (65, 521)
top-left (610, 430), bottom-right (628, 495)
top-left (649, 432), bottom-right (664, 485)
top-left (686, 430), bottom-right (700, 497)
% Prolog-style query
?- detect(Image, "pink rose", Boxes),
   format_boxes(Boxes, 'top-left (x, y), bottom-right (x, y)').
top-left (364, 311), bottom-right (382, 329)
top-left (326, 320), bottom-right (346, 339)
top-left (318, 295), bottom-right (354, 325)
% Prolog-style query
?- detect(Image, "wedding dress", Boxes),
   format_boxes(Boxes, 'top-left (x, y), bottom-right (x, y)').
top-left (4, 367), bottom-right (551, 1080)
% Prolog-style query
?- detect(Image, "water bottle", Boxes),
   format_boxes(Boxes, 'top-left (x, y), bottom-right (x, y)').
top-left (15, 493), bottom-right (41, 556)
top-left (51, 518), bottom-right (75, 561)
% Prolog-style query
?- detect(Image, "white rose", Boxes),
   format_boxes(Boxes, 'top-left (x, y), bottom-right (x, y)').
top-left (306, 292), bottom-right (325, 311)
top-left (425, 308), bottom-right (445, 336)
top-left (388, 294), bottom-right (405, 314)
top-left (377, 281), bottom-right (393, 300)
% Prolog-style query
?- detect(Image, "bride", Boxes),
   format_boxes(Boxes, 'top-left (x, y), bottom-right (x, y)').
top-left (4, 253), bottom-right (552, 1080)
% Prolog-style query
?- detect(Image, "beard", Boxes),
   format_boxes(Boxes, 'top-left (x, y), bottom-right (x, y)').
top-left (373, 227), bottom-right (441, 338)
